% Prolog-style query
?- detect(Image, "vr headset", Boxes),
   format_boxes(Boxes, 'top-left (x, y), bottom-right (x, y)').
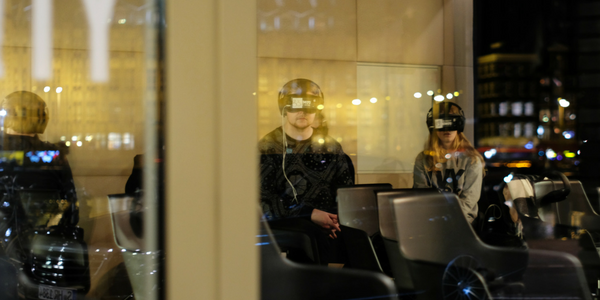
top-left (278, 95), bottom-right (324, 114)
top-left (277, 79), bottom-right (324, 114)
top-left (426, 102), bottom-right (466, 133)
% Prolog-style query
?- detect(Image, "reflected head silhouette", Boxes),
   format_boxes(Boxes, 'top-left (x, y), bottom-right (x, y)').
top-left (1, 91), bottom-right (49, 134)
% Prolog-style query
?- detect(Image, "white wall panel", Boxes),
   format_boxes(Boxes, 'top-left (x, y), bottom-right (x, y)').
top-left (356, 63), bottom-right (440, 173)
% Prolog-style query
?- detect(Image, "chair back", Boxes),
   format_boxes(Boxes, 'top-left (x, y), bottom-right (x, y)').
top-left (555, 180), bottom-right (600, 231)
top-left (376, 189), bottom-right (438, 240)
top-left (375, 189), bottom-right (438, 291)
top-left (393, 192), bottom-right (528, 279)
top-left (338, 184), bottom-right (392, 236)
top-left (258, 212), bottom-right (399, 300)
top-left (107, 193), bottom-right (144, 250)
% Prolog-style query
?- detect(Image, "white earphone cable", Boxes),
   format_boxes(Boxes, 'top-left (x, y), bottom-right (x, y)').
top-left (281, 105), bottom-right (298, 203)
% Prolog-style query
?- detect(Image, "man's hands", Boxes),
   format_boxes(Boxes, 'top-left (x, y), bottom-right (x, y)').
top-left (311, 208), bottom-right (341, 239)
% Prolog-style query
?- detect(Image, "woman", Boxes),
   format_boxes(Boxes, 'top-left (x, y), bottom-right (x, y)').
top-left (413, 101), bottom-right (485, 224)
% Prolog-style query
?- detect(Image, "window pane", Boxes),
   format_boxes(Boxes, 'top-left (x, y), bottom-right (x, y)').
top-left (0, 1), bottom-right (164, 299)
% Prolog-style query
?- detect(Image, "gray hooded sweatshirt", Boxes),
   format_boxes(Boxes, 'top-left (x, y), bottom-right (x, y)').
top-left (413, 151), bottom-right (483, 223)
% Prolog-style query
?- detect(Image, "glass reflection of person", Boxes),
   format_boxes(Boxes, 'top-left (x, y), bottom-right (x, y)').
top-left (0, 91), bottom-right (78, 228)
top-left (413, 102), bottom-right (484, 224)
top-left (259, 78), bottom-right (354, 263)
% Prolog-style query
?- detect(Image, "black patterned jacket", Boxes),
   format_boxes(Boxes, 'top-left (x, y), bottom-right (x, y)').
top-left (259, 127), bottom-right (354, 220)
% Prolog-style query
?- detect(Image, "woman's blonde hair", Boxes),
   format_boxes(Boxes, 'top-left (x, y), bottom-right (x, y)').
top-left (424, 131), bottom-right (486, 175)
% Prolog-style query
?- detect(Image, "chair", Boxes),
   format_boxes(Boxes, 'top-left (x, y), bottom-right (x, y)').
top-left (338, 184), bottom-right (392, 236)
top-left (269, 229), bottom-right (320, 263)
top-left (503, 175), bottom-right (600, 294)
top-left (337, 184), bottom-right (392, 273)
top-left (393, 191), bottom-right (592, 300)
top-left (526, 178), bottom-right (600, 294)
top-left (259, 212), bottom-right (399, 300)
top-left (393, 191), bottom-right (529, 299)
top-left (550, 180), bottom-right (600, 234)
top-left (376, 189), bottom-right (438, 294)
top-left (107, 193), bottom-right (160, 300)
top-left (107, 194), bottom-right (144, 250)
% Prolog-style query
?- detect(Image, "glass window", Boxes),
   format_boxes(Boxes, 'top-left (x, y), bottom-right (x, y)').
top-left (256, 0), bottom-right (600, 299)
top-left (0, 1), bottom-right (164, 299)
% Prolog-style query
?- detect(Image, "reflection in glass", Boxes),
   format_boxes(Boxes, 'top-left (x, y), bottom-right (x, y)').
top-left (0, 1), bottom-right (163, 299)
top-left (357, 64), bottom-right (440, 173)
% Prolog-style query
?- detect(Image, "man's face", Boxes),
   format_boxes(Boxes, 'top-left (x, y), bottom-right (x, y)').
top-left (286, 110), bottom-right (316, 130)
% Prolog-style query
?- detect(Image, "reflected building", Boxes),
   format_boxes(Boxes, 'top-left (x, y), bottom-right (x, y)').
top-left (474, 0), bottom-right (582, 192)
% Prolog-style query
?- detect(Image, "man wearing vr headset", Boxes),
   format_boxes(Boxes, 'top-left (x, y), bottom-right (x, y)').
top-left (413, 101), bottom-right (485, 224)
top-left (0, 91), bottom-right (82, 298)
top-left (259, 78), bottom-right (354, 264)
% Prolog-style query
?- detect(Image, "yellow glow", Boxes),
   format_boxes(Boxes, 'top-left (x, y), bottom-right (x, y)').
top-left (396, 145), bottom-right (401, 151)
top-left (352, 99), bottom-right (361, 105)
top-left (318, 138), bottom-right (325, 144)
top-left (385, 96), bottom-right (390, 100)
top-left (565, 152), bottom-right (576, 158)
top-left (506, 161), bottom-right (532, 168)
top-left (118, 19), bottom-right (127, 24)
top-left (336, 103), bottom-right (342, 108)
top-left (65, 141), bottom-right (71, 147)
top-left (85, 135), bottom-right (93, 142)
top-left (370, 98), bottom-right (377, 103)
top-left (317, 104), bottom-right (324, 110)
top-left (491, 42), bottom-right (503, 49)
top-left (426, 90), bottom-right (434, 96)
top-left (437, 89), bottom-right (442, 93)
top-left (454, 91), bottom-right (459, 97)
top-left (336, 137), bottom-right (343, 143)
top-left (252, 92), bottom-right (256, 96)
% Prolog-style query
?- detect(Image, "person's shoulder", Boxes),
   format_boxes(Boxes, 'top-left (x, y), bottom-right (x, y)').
top-left (39, 140), bottom-right (60, 150)
top-left (319, 134), bottom-right (345, 153)
top-left (414, 151), bottom-right (426, 161)
top-left (459, 152), bottom-right (482, 168)
top-left (258, 127), bottom-right (283, 153)
top-left (469, 155), bottom-right (483, 166)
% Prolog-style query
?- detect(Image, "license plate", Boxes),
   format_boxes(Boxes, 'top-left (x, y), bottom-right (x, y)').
top-left (38, 285), bottom-right (77, 300)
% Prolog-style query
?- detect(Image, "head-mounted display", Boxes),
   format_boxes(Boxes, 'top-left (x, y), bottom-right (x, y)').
top-left (278, 79), bottom-right (324, 114)
top-left (426, 102), bottom-right (466, 133)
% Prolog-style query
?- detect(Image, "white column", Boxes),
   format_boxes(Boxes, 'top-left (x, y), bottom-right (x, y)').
top-left (166, 0), bottom-right (258, 299)
top-left (32, 0), bottom-right (52, 80)
top-left (82, 0), bottom-right (116, 82)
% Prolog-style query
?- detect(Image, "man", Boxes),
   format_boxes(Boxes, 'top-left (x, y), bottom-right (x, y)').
top-left (0, 91), bottom-right (77, 209)
top-left (0, 91), bottom-right (84, 298)
top-left (0, 91), bottom-right (78, 243)
top-left (259, 78), bottom-right (354, 263)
